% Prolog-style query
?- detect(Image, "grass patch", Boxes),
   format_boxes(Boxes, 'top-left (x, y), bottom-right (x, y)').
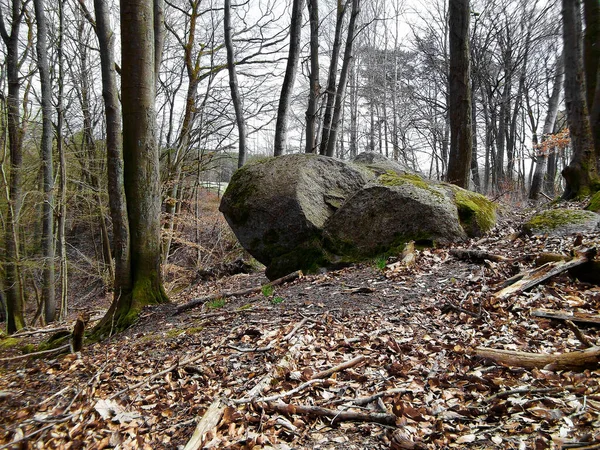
top-left (261, 284), bottom-right (274, 297)
top-left (185, 326), bottom-right (204, 335)
top-left (374, 255), bottom-right (388, 270)
top-left (237, 303), bottom-right (253, 311)
top-left (271, 296), bottom-right (285, 305)
top-left (0, 337), bottom-right (20, 350)
top-left (207, 298), bottom-right (226, 309)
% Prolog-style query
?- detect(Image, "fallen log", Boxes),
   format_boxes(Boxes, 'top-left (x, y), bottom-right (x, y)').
top-left (174, 270), bottom-right (301, 315)
top-left (494, 249), bottom-right (595, 300)
top-left (475, 345), bottom-right (600, 370)
top-left (531, 308), bottom-right (600, 326)
top-left (264, 400), bottom-right (397, 426)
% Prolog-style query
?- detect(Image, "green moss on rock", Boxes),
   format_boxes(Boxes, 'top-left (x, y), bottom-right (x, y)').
top-left (378, 171), bottom-right (430, 191)
top-left (586, 191), bottom-right (600, 212)
top-left (524, 209), bottom-right (598, 234)
top-left (451, 188), bottom-right (497, 236)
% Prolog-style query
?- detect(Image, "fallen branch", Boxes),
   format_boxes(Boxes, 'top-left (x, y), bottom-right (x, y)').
top-left (450, 248), bottom-right (511, 264)
top-left (182, 398), bottom-right (226, 450)
top-left (311, 355), bottom-right (366, 379)
top-left (227, 344), bottom-right (273, 353)
top-left (564, 320), bottom-right (594, 348)
top-left (12, 327), bottom-right (69, 338)
top-left (531, 308), bottom-right (600, 326)
top-left (264, 400), bottom-right (397, 426)
top-left (174, 271), bottom-right (301, 315)
top-left (327, 388), bottom-right (410, 407)
top-left (475, 345), bottom-right (600, 370)
top-left (233, 378), bottom-right (331, 405)
top-left (494, 250), bottom-right (595, 300)
top-left (0, 344), bottom-right (70, 362)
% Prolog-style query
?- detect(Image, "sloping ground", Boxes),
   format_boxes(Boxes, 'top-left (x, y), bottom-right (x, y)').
top-left (1, 206), bottom-right (600, 449)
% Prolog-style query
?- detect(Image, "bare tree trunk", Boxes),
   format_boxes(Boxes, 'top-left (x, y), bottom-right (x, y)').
top-left (447, 0), bottom-right (472, 188)
top-left (94, 0), bottom-right (131, 300)
top-left (583, 0), bottom-right (600, 157)
top-left (274, 0), bottom-right (304, 156)
top-left (96, 0), bottom-right (169, 336)
top-left (471, 82), bottom-right (480, 191)
top-left (305, 0), bottom-right (320, 153)
top-left (349, 57), bottom-right (358, 157)
top-left (224, 0), bottom-right (247, 168)
top-left (33, 0), bottom-right (56, 323)
top-left (0, 0), bottom-right (26, 333)
top-left (561, 0), bottom-right (597, 199)
top-left (56, 0), bottom-right (68, 320)
top-left (325, 0), bottom-right (360, 158)
top-left (319, 0), bottom-right (347, 155)
top-left (154, 0), bottom-right (164, 85)
top-left (530, 55), bottom-right (564, 200)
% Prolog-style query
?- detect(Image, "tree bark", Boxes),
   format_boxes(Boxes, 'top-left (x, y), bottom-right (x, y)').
top-left (447, 0), bottom-right (472, 188)
top-left (94, 0), bottom-right (131, 302)
top-left (583, 0), bottom-right (600, 157)
top-left (319, 0), bottom-right (347, 155)
top-left (530, 54), bottom-right (564, 200)
top-left (224, 0), bottom-right (247, 168)
top-left (305, 0), bottom-right (320, 153)
top-left (33, 0), bottom-right (56, 323)
top-left (325, 0), bottom-right (360, 158)
top-left (96, 0), bottom-right (169, 336)
top-left (561, 0), bottom-right (597, 199)
top-left (274, 0), bottom-right (305, 156)
top-left (0, 0), bottom-right (26, 333)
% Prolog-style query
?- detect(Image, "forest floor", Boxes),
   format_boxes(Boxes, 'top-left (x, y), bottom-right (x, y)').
top-left (2, 199), bottom-right (600, 449)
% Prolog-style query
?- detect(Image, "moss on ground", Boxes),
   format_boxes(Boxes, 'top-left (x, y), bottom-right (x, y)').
top-left (0, 337), bottom-right (20, 350)
top-left (525, 209), bottom-right (596, 232)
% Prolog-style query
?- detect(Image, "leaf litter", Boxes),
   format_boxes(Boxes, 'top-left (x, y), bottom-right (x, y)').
top-left (1, 206), bottom-right (600, 449)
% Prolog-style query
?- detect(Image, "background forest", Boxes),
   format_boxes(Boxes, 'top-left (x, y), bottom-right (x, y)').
top-left (0, 0), bottom-right (590, 331)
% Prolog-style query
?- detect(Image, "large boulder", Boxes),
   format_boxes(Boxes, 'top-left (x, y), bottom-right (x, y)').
top-left (219, 154), bottom-right (369, 277)
top-left (523, 209), bottom-right (600, 236)
top-left (323, 171), bottom-right (496, 259)
top-left (220, 153), bottom-right (497, 279)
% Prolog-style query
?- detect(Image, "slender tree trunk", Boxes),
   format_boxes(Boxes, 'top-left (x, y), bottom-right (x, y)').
top-left (349, 57), bottom-right (358, 157)
top-left (471, 82), bottom-right (480, 191)
top-left (325, 0), bottom-right (359, 158)
top-left (530, 55), bottom-right (564, 200)
top-left (224, 0), bottom-right (247, 168)
top-left (0, 0), bottom-right (26, 333)
top-left (33, 0), bottom-right (56, 323)
top-left (154, 0), bottom-right (164, 85)
top-left (94, 0), bottom-right (131, 301)
top-left (319, 0), bottom-right (347, 155)
top-left (447, 0), bottom-right (472, 188)
top-left (562, 0), bottom-right (597, 199)
top-left (274, 0), bottom-right (305, 156)
top-left (56, 0), bottom-right (68, 320)
top-left (305, 0), bottom-right (320, 153)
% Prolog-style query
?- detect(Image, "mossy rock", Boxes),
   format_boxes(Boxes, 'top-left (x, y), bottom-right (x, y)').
top-left (586, 191), bottom-right (600, 212)
top-left (523, 209), bottom-right (600, 235)
top-left (448, 186), bottom-right (497, 237)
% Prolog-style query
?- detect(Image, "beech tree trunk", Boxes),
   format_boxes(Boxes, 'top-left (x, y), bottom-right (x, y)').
top-left (93, 0), bottom-right (131, 303)
top-left (530, 55), bottom-right (563, 200)
top-left (447, 0), bottom-right (472, 188)
top-left (95, 0), bottom-right (169, 336)
top-left (33, 0), bottom-right (56, 323)
top-left (0, 0), bottom-right (26, 333)
top-left (319, 0), bottom-right (347, 155)
top-left (305, 0), bottom-right (320, 153)
top-left (224, 0), bottom-right (247, 168)
top-left (325, 0), bottom-right (360, 158)
top-left (274, 0), bottom-right (304, 156)
top-left (561, 0), bottom-right (597, 199)
top-left (583, 0), bottom-right (600, 157)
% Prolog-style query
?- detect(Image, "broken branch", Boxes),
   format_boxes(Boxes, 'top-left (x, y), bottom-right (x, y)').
top-left (475, 345), bottom-right (600, 371)
top-left (311, 355), bottom-right (366, 379)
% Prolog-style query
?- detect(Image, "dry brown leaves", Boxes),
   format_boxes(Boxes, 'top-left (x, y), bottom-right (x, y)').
top-left (1, 206), bottom-right (600, 449)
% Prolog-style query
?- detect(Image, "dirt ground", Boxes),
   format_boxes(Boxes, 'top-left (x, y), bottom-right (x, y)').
top-left (1, 203), bottom-right (600, 449)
